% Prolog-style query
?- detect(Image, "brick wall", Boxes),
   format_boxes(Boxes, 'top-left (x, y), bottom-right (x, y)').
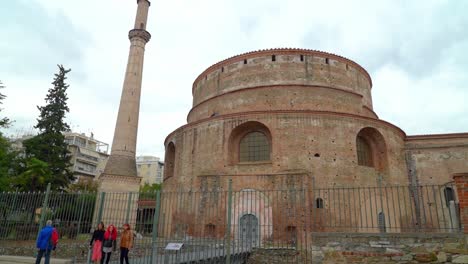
top-left (453, 173), bottom-right (468, 233)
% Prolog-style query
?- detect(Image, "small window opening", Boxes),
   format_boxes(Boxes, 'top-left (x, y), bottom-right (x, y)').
top-left (325, 58), bottom-right (329, 64)
top-left (221, 67), bottom-right (224, 72)
top-left (444, 187), bottom-right (455, 207)
top-left (357, 136), bottom-right (373, 167)
top-left (314, 153), bottom-right (320, 157)
top-left (378, 212), bottom-right (386, 233)
top-left (316, 198), bottom-right (324, 208)
top-left (244, 59), bottom-right (247, 64)
top-left (346, 64), bottom-right (349, 70)
top-left (140, 23), bottom-right (145, 29)
top-left (272, 55), bottom-right (276, 61)
top-left (300, 55), bottom-right (304, 61)
top-left (205, 75), bottom-right (207, 80)
top-left (205, 223), bottom-right (216, 238)
top-left (286, 226), bottom-right (297, 245)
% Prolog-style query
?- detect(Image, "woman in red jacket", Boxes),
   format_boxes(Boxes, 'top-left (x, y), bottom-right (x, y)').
top-left (101, 224), bottom-right (117, 264)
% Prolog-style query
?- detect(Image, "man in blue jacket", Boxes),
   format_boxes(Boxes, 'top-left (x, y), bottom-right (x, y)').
top-left (35, 220), bottom-right (58, 264)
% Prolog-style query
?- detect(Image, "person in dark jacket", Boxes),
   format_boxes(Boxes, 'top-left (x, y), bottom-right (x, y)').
top-left (89, 222), bottom-right (105, 264)
top-left (35, 220), bottom-right (58, 264)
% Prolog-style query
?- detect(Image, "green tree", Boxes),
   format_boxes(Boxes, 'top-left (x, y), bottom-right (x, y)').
top-left (13, 158), bottom-right (51, 192)
top-left (0, 81), bottom-right (18, 191)
top-left (140, 183), bottom-right (162, 193)
top-left (139, 183), bottom-right (162, 200)
top-left (0, 81), bottom-right (11, 128)
top-left (23, 65), bottom-right (74, 191)
top-left (0, 135), bottom-right (13, 191)
top-left (66, 179), bottom-right (99, 193)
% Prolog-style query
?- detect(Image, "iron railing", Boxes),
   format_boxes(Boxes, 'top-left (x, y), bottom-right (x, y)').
top-left (0, 181), bottom-right (461, 263)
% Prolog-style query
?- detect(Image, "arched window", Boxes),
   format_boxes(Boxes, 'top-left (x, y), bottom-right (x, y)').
top-left (355, 127), bottom-right (388, 171)
top-left (444, 187), bottom-right (455, 207)
top-left (239, 132), bottom-right (270, 162)
top-left (228, 121), bottom-right (272, 164)
top-left (164, 142), bottom-right (175, 180)
top-left (356, 136), bottom-right (373, 167)
top-left (316, 198), bottom-right (324, 209)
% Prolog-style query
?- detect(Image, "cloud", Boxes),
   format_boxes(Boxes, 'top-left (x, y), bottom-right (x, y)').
top-left (0, 0), bottom-right (90, 78)
top-left (1, 0), bottom-right (467, 161)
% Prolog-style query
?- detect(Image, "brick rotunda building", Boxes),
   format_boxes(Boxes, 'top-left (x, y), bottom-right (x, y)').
top-left (161, 48), bottom-right (468, 241)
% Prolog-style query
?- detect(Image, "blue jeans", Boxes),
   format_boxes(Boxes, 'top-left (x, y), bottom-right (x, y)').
top-left (35, 249), bottom-right (51, 264)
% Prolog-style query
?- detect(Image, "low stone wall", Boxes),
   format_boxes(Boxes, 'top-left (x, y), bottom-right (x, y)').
top-left (248, 233), bottom-right (468, 264)
top-left (0, 240), bottom-right (87, 262)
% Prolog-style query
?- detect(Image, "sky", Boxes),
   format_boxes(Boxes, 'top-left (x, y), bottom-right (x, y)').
top-left (1, 0), bottom-right (467, 160)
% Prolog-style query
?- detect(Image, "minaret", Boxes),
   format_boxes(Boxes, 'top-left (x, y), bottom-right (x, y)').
top-left (100, 0), bottom-right (150, 188)
top-left (98, 0), bottom-right (150, 223)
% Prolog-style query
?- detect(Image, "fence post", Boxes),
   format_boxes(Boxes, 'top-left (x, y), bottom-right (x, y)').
top-left (377, 175), bottom-right (386, 233)
top-left (37, 183), bottom-right (51, 240)
top-left (125, 192), bottom-right (133, 224)
top-left (76, 191), bottom-right (85, 235)
top-left (225, 179), bottom-right (233, 264)
top-left (151, 190), bottom-right (161, 263)
top-left (97, 192), bottom-right (106, 224)
top-left (311, 176), bottom-right (316, 231)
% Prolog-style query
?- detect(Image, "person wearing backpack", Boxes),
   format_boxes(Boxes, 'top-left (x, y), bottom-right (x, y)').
top-left (35, 220), bottom-right (59, 264)
top-left (101, 224), bottom-right (117, 264)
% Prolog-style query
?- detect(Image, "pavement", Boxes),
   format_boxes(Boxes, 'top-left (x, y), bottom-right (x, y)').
top-left (0, 255), bottom-right (72, 264)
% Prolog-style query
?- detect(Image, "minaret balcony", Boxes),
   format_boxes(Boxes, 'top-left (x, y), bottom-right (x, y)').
top-left (129, 29), bottom-right (151, 43)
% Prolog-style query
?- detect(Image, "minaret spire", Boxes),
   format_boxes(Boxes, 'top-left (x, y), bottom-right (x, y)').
top-left (102, 0), bottom-right (151, 179)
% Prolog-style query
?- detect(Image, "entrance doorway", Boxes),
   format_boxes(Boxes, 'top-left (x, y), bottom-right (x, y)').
top-left (239, 214), bottom-right (258, 248)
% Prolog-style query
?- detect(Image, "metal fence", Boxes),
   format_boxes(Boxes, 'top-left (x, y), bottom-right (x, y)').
top-left (0, 181), bottom-right (461, 263)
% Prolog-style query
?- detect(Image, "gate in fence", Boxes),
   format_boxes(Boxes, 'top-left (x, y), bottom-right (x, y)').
top-left (0, 180), bottom-right (461, 263)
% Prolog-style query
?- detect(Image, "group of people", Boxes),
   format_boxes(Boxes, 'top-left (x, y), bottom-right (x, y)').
top-left (89, 222), bottom-right (134, 264)
top-left (35, 220), bottom-right (134, 264)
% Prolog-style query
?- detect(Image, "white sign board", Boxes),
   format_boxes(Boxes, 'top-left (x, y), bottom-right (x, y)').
top-left (165, 243), bottom-right (183, 251)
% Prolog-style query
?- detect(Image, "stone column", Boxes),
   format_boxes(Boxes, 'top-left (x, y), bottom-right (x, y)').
top-left (452, 173), bottom-right (468, 233)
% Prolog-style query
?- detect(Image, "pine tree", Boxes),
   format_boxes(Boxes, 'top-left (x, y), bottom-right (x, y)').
top-left (23, 65), bottom-right (74, 191)
top-left (0, 81), bottom-right (16, 191)
top-left (0, 81), bottom-right (11, 128)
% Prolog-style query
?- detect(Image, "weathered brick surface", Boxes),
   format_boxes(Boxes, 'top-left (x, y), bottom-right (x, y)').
top-left (406, 135), bottom-right (468, 185)
top-left (453, 173), bottom-right (468, 233)
top-left (163, 48), bottom-right (468, 238)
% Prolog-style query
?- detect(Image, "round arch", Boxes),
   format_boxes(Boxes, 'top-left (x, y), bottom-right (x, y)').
top-left (356, 127), bottom-right (388, 172)
top-left (228, 121), bottom-right (272, 164)
top-left (164, 141), bottom-right (176, 180)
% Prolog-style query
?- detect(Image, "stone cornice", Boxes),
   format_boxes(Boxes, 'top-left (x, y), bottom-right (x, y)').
top-left (137, 0), bottom-right (151, 6)
top-left (129, 29), bottom-right (151, 43)
top-left (197, 170), bottom-right (309, 177)
top-left (188, 84), bottom-right (366, 122)
top-left (406, 132), bottom-right (468, 141)
top-left (165, 110), bottom-right (406, 145)
top-left (99, 174), bottom-right (142, 184)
